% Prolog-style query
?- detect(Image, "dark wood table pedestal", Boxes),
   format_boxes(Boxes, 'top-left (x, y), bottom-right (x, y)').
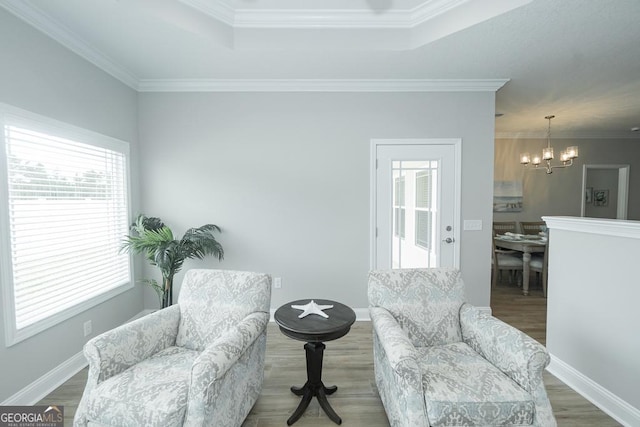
top-left (287, 342), bottom-right (341, 425)
top-left (274, 299), bottom-right (356, 426)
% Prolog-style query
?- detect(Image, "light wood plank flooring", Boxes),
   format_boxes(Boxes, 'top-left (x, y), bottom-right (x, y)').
top-left (39, 283), bottom-right (620, 426)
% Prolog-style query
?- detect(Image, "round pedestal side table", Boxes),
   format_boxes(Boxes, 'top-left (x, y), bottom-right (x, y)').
top-left (274, 299), bottom-right (356, 426)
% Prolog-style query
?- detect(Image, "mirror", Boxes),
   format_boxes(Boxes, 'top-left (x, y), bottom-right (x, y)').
top-left (581, 164), bottom-right (630, 219)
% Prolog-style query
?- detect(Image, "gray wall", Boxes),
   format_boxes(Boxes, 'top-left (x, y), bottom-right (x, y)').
top-left (494, 137), bottom-right (640, 223)
top-left (545, 217), bottom-right (640, 424)
top-left (0, 9), bottom-right (141, 402)
top-left (138, 91), bottom-right (497, 310)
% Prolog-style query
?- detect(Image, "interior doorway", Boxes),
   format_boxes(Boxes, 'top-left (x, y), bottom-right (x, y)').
top-left (581, 164), bottom-right (629, 219)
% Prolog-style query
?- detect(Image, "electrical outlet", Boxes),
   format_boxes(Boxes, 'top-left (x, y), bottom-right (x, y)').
top-left (83, 320), bottom-right (92, 337)
top-left (274, 277), bottom-right (282, 289)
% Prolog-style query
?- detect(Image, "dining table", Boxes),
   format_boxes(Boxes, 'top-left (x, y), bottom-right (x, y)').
top-left (494, 234), bottom-right (547, 296)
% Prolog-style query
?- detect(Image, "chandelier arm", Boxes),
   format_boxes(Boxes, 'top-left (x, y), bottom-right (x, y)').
top-left (520, 115), bottom-right (578, 174)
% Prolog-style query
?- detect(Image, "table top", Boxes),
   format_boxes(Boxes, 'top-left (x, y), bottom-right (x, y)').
top-left (494, 234), bottom-right (546, 255)
top-left (494, 234), bottom-right (547, 245)
top-left (274, 299), bottom-right (356, 343)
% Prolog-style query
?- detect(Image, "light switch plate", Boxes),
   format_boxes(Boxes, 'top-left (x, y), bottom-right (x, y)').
top-left (463, 220), bottom-right (483, 231)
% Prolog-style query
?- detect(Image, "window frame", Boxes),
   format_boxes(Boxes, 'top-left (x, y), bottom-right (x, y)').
top-left (0, 103), bottom-right (134, 346)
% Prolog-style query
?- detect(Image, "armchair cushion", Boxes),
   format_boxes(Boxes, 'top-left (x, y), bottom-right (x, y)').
top-left (368, 269), bottom-right (465, 347)
top-left (176, 270), bottom-right (271, 351)
top-left (419, 342), bottom-right (534, 426)
top-left (86, 346), bottom-right (198, 426)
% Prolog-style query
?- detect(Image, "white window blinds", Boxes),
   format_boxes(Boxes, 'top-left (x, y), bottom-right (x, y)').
top-left (1, 106), bottom-right (132, 344)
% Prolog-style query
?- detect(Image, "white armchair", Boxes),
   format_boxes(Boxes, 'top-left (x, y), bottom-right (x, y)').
top-left (74, 269), bottom-right (272, 427)
top-left (368, 268), bottom-right (556, 427)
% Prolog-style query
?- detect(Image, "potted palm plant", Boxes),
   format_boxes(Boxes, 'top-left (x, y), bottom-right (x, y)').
top-left (122, 214), bottom-right (224, 308)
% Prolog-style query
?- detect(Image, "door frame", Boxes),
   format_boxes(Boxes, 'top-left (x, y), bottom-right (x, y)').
top-left (370, 138), bottom-right (462, 269)
top-left (580, 164), bottom-right (630, 219)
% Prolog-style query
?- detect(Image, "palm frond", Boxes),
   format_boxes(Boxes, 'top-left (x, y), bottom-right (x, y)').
top-left (141, 216), bottom-right (165, 231)
top-left (180, 224), bottom-right (224, 261)
top-left (153, 239), bottom-right (180, 278)
top-left (121, 226), bottom-right (174, 263)
top-left (121, 215), bottom-right (225, 307)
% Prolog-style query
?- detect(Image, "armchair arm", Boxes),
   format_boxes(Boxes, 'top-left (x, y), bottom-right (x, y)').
top-left (460, 304), bottom-right (556, 426)
top-left (189, 311), bottom-right (269, 393)
top-left (75, 306), bottom-right (181, 427)
top-left (83, 305), bottom-right (181, 383)
top-left (459, 303), bottom-right (549, 393)
top-left (370, 307), bottom-right (421, 390)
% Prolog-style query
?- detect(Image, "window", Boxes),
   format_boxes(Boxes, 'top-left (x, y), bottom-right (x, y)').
top-left (393, 176), bottom-right (405, 238)
top-left (0, 104), bottom-right (132, 346)
top-left (415, 171), bottom-right (433, 249)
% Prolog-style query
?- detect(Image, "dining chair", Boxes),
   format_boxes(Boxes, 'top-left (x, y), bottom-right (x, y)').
top-left (520, 221), bottom-right (546, 235)
top-left (491, 237), bottom-right (523, 288)
top-left (530, 243), bottom-right (549, 297)
top-left (492, 221), bottom-right (518, 235)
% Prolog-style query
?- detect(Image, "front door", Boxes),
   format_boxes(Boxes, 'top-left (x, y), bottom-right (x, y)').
top-left (371, 139), bottom-right (460, 269)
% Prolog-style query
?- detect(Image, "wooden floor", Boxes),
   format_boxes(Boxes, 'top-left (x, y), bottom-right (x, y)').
top-left (39, 280), bottom-right (621, 426)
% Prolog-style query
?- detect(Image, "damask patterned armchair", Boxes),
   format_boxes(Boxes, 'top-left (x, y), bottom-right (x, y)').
top-left (368, 268), bottom-right (556, 427)
top-left (74, 269), bottom-right (272, 427)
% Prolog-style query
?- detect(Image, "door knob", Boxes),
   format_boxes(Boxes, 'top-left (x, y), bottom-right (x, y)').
top-left (443, 237), bottom-right (455, 244)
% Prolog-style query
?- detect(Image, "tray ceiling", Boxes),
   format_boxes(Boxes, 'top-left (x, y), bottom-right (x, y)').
top-left (1, 0), bottom-right (639, 138)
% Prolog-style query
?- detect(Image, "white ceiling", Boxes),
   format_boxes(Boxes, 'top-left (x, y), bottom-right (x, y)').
top-left (2, 0), bottom-right (639, 138)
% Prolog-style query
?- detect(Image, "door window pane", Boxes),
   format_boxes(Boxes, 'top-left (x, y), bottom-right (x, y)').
top-left (391, 161), bottom-right (439, 268)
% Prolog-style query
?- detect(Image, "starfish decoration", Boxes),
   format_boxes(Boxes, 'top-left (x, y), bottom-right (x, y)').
top-left (291, 300), bottom-right (334, 319)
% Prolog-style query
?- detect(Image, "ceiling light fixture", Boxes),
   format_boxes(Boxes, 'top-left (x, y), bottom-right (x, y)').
top-left (519, 115), bottom-right (578, 174)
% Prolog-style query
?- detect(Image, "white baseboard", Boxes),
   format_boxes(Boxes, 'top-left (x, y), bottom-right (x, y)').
top-left (1, 350), bottom-right (87, 406)
top-left (477, 306), bottom-right (492, 315)
top-left (353, 308), bottom-right (370, 321)
top-left (1, 310), bottom-right (151, 406)
top-left (548, 354), bottom-right (640, 427)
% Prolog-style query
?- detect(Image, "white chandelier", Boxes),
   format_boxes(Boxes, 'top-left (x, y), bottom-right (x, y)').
top-left (520, 115), bottom-right (578, 174)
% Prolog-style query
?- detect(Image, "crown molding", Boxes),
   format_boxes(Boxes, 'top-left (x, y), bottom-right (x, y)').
top-left (409, 0), bottom-right (469, 27)
top-left (179, 0), bottom-right (525, 29)
top-left (233, 9), bottom-right (407, 29)
top-left (495, 131), bottom-right (640, 139)
top-left (179, 0), bottom-right (464, 29)
top-left (0, 0), bottom-right (139, 89)
top-left (137, 78), bottom-right (509, 93)
top-left (176, 0), bottom-right (235, 26)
